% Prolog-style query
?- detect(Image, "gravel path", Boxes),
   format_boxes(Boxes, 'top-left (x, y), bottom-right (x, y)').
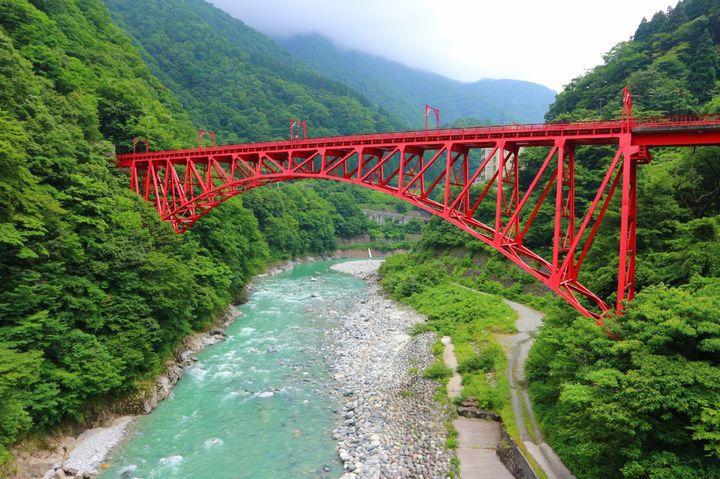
top-left (329, 261), bottom-right (453, 479)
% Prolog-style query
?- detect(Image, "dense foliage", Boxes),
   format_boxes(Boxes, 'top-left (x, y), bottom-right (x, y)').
top-left (278, 33), bottom-right (557, 128)
top-left (528, 1), bottom-right (720, 477)
top-left (527, 279), bottom-right (720, 478)
top-left (0, 0), bottom-right (270, 464)
top-left (0, 0), bottom-right (393, 468)
top-left (105, 0), bottom-right (400, 144)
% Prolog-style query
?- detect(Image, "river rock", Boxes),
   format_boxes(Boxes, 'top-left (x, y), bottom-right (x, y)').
top-left (326, 261), bottom-right (453, 479)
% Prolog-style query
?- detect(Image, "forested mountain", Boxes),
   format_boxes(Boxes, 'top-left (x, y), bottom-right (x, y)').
top-left (376, 1), bottom-right (720, 478)
top-left (0, 0), bottom-right (247, 465)
top-left (104, 0), bottom-right (400, 144)
top-left (0, 0), bottom-right (382, 470)
top-left (525, 5), bottom-right (720, 476)
top-left (369, 1), bottom-right (720, 478)
top-left (277, 33), bottom-right (557, 128)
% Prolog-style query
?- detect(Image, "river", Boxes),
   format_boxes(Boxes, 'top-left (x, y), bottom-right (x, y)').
top-left (100, 260), bottom-right (365, 479)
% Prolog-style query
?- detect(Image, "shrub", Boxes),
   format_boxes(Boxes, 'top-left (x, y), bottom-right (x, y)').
top-left (457, 353), bottom-right (495, 374)
top-left (458, 342), bottom-right (504, 374)
top-left (423, 360), bottom-right (454, 380)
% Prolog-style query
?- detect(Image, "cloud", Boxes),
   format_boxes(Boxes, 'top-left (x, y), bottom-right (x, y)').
top-left (209, 0), bottom-right (672, 91)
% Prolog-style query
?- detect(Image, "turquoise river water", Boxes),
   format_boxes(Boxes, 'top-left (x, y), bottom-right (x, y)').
top-left (101, 260), bottom-right (366, 479)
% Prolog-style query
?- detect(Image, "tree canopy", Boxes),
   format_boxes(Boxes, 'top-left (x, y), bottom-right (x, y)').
top-left (0, 0), bottom-right (387, 468)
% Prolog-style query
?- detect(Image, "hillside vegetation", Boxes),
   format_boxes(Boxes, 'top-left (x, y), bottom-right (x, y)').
top-left (277, 33), bottom-right (556, 128)
top-left (374, 1), bottom-right (720, 478)
top-left (524, 2), bottom-right (720, 477)
top-left (105, 0), bottom-right (400, 144)
top-left (0, 0), bottom-right (389, 469)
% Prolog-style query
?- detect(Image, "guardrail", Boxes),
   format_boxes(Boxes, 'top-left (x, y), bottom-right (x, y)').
top-left (116, 114), bottom-right (720, 163)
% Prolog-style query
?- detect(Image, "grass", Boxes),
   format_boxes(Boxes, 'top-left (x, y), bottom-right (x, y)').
top-left (431, 339), bottom-right (445, 356)
top-left (407, 284), bottom-right (517, 336)
top-left (445, 420), bottom-right (459, 449)
top-left (399, 389), bottom-right (414, 398)
top-left (423, 360), bottom-right (454, 380)
top-left (450, 456), bottom-right (460, 477)
top-left (380, 251), bottom-right (554, 479)
top-left (520, 395), bottom-right (539, 444)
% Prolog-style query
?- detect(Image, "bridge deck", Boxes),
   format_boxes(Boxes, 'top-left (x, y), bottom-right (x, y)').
top-left (117, 116), bottom-right (720, 165)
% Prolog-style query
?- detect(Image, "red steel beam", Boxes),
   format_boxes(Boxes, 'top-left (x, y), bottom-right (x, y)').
top-left (115, 94), bottom-right (720, 322)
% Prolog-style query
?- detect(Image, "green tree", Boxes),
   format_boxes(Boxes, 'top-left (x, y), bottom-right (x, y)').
top-left (689, 29), bottom-right (719, 102)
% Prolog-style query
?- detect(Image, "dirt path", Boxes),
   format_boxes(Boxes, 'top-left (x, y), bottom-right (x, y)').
top-left (441, 336), bottom-right (462, 398)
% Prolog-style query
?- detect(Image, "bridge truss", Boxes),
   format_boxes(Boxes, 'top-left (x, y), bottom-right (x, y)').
top-left (116, 91), bottom-right (720, 321)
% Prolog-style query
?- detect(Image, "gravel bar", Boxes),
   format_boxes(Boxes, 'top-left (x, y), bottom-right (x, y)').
top-left (328, 261), bottom-right (453, 479)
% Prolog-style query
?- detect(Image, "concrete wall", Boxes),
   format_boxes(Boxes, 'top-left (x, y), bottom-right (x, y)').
top-left (362, 209), bottom-right (427, 225)
top-left (496, 428), bottom-right (538, 479)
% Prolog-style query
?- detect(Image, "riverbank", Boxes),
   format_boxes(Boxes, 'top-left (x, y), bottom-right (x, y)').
top-left (16, 255), bottom-right (333, 479)
top-left (17, 254), bottom-right (434, 479)
top-left (17, 305), bottom-right (243, 479)
top-left (329, 261), bottom-right (453, 479)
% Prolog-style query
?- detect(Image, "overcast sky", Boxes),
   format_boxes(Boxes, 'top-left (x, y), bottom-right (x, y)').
top-left (208, 0), bottom-right (674, 92)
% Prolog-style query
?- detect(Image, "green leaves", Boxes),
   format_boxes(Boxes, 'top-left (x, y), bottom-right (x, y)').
top-left (688, 29), bottom-right (718, 102)
top-left (242, 185), bottom-right (339, 259)
top-left (0, 0), bottom-right (270, 460)
top-left (0, 346), bottom-right (41, 462)
top-left (527, 279), bottom-right (720, 478)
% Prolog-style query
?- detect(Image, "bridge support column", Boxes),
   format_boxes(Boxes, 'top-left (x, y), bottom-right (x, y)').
top-left (494, 141), bottom-right (507, 242)
top-left (561, 144), bottom-right (576, 276)
top-left (398, 147), bottom-right (406, 191)
top-left (552, 140), bottom-right (568, 275)
top-left (462, 149), bottom-right (470, 214)
top-left (616, 141), bottom-right (639, 314)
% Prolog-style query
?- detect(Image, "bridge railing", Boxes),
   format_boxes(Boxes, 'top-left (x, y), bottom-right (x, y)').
top-left (117, 119), bottom-right (627, 161)
top-left (117, 115), bottom-right (720, 162)
top-left (289, 118), bottom-right (624, 144)
top-left (631, 113), bottom-right (720, 129)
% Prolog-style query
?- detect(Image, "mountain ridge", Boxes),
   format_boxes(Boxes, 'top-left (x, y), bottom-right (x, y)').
top-left (276, 33), bottom-right (556, 128)
top-left (105, 0), bottom-right (401, 144)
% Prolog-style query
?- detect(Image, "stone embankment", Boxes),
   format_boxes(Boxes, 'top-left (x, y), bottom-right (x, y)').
top-left (329, 261), bottom-right (453, 479)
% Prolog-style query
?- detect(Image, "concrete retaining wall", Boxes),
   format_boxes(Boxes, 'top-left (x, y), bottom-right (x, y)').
top-left (496, 428), bottom-right (538, 479)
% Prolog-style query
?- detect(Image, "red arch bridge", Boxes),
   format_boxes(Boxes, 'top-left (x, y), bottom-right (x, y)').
top-left (116, 91), bottom-right (720, 322)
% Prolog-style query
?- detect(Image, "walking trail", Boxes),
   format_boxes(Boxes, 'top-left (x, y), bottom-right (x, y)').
top-left (442, 336), bottom-right (513, 479)
top-left (499, 299), bottom-right (576, 479)
top-left (443, 296), bottom-right (575, 479)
